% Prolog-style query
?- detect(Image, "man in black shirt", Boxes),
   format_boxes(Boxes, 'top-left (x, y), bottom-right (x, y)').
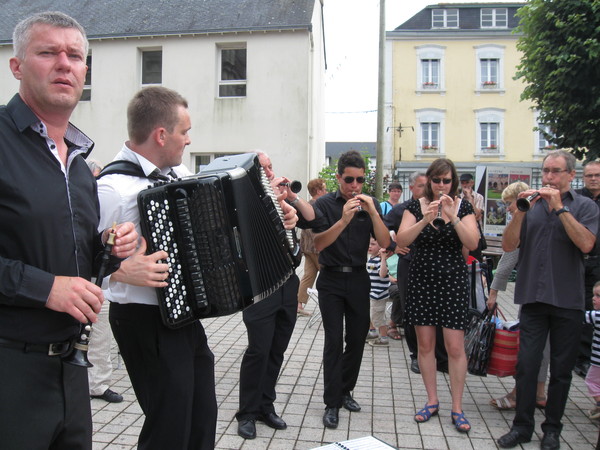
top-left (0, 12), bottom-right (137, 450)
top-left (313, 150), bottom-right (390, 429)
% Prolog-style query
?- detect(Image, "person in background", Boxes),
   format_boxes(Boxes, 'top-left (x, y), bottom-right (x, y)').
top-left (585, 281), bottom-right (600, 419)
top-left (366, 238), bottom-right (391, 347)
top-left (574, 160), bottom-right (600, 378)
top-left (380, 182), bottom-right (403, 215)
top-left (297, 178), bottom-right (327, 316)
top-left (0, 12), bottom-right (137, 449)
top-left (497, 150), bottom-right (598, 450)
top-left (313, 150), bottom-right (390, 429)
top-left (486, 182), bottom-right (548, 411)
top-left (236, 151), bottom-right (318, 440)
top-left (459, 173), bottom-right (484, 225)
top-left (86, 158), bottom-right (123, 404)
top-left (396, 158), bottom-right (479, 433)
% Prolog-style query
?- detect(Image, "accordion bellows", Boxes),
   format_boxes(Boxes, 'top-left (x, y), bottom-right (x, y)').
top-left (138, 153), bottom-right (298, 328)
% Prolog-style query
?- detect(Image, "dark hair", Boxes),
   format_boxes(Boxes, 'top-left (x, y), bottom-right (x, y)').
top-left (424, 158), bottom-right (459, 201)
top-left (388, 183), bottom-right (402, 192)
top-left (307, 178), bottom-right (325, 196)
top-left (127, 86), bottom-right (188, 145)
top-left (337, 150), bottom-right (365, 175)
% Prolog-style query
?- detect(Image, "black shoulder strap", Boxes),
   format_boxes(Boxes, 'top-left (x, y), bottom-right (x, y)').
top-left (96, 160), bottom-right (165, 181)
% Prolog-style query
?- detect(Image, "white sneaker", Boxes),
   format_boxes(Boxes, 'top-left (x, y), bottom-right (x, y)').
top-left (366, 330), bottom-right (378, 341)
top-left (368, 337), bottom-right (389, 347)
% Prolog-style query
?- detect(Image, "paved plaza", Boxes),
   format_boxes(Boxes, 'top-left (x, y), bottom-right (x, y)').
top-left (91, 278), bottom-right (599, 449)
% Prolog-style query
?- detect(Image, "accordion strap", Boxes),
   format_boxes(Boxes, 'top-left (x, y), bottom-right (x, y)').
top-left (96, 160), bottom-right (167, 181)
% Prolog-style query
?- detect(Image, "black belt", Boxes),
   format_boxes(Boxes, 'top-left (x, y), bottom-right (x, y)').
top-left (0, 337), bottom-right (72, 356)
top-left (322, 266), bottom-right (364, 273)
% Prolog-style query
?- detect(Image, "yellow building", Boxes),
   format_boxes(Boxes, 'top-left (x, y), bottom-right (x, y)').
top-left (385, 2), bottom-right (556, 170)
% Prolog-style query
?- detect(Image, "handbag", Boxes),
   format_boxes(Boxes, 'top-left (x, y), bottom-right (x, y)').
top-left (487, 307), bottom-right (519, 377)
top-left (464, 304), bottom-right (496, 377)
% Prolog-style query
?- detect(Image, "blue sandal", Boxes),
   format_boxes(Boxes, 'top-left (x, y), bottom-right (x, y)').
top-left (451, 411), bottom-right (471, 433)
top-left (414, 403), bottom-right (439, 423)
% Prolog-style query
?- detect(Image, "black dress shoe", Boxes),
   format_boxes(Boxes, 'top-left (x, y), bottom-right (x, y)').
top-left (574, 361), bottom-right (590, 378)
top-left (410, 357), bottom-right (421, 374)
top-left (541, 431), bottom-right (560, 450)
top-left (91, 388), bottom-right (123, 403)
top-left (342, 393), bottom-right (361, 412)
top-left (237, 419), bottom-right (256, 439)
top-left (323, 407), bottom-right (339, 429)
top-left (258, 412), bottom-right (287, 430)
top-left (497, 429), bottom-right (531, 448)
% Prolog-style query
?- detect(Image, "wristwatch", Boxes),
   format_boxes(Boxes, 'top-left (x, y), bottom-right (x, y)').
top-left (555, 206), bottom-right (570, 216)
top-left (288, 196), bottom-right (300, 206)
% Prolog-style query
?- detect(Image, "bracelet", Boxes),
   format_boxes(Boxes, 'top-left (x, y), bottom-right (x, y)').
top-left (289, 196), bottom-right (300, 206)
top-left (451, 218), bottom-right (460, 226)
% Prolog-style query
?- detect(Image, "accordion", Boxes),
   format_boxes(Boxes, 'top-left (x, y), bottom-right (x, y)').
top-left (137, 153), bottom-right (300, 328)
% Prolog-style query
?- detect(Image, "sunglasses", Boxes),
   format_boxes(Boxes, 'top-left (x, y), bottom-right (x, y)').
top-left (431, 177), bottom-right (452, 185)
top-left (342, 176), bottom-right (365, 184)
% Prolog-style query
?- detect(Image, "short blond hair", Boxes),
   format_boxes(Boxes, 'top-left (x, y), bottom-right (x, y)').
top-left (501, 181), bottom-right (530, 203)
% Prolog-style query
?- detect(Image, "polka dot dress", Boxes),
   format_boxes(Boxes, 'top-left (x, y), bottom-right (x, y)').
top-left (405, 198), bottom-right (474, 330)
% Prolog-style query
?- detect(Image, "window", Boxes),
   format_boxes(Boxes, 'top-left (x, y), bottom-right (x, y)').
top-left (80, 54), bottom-right (92, 101)
top-left (535, 117), bottom-right (556, 154)
top-left (475, 45), bottom-right (504, 91)
top-left (416, 109), bottom-right (445, 157)
top-left (422, 60), bottom-right (440, 88)
top-left (480, 123), bottom-right (499, 153)
top-left (141, 50), bottom-right (162, 85)
top-left (193, 153), bottom-right (229, 172)
top-left (421, 123), bottom-right (440, 152)
top-left (416, 45), bottom-right (445, 92)
top-left (219, 47), bottom-right (247, 97)
top-left (475, 108), bottom-right (504, 156)
top-left (480, 58), bottom-right (499, 86)
top-left (481, 8), bottom-right (508, 28)
top-left (432, 9), bottom-right (459, 28)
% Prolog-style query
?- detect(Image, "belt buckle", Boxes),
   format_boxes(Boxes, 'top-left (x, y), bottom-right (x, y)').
top-left (48, 342), bottom-right (70, 356)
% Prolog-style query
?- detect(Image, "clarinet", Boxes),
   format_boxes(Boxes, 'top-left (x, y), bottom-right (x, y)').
top-left (63, 225), bottom-right (116, 367)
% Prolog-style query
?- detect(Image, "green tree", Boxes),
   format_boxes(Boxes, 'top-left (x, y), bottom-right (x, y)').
top-left (515, 0), bottom-right (600, 161)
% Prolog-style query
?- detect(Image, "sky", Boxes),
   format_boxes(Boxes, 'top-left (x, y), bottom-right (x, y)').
top-left (323, 0), bottom-right (503, 142)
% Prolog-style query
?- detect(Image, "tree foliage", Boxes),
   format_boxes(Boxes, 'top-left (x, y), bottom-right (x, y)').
top-left (515, 0), bottom-right (600, 161)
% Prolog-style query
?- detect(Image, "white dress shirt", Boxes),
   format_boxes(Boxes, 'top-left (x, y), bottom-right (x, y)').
top-left (97, 144), bottom-right (192, 305)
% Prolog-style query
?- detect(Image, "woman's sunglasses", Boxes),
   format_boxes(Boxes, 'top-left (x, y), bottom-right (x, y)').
top-left (431, 177), bottom-right (452, 185)
top-left (343, 176), bottom-right (365, 184)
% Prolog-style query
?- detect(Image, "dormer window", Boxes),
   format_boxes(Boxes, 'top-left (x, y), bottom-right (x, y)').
top-left (481, 8), bottom-right (508, 28)
top-left (432, 9), bottom-right (459, 28)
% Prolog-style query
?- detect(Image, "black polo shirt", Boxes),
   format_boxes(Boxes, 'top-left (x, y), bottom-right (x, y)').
top-left (313, 190), bottom-right (383, 267)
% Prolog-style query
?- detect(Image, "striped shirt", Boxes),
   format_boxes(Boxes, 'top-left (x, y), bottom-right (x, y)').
top-left (367, 255), bottom-right (390, 300)
top-left (585, 310), bottom-right (600, 367)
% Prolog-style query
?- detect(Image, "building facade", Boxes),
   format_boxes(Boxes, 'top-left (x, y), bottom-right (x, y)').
top-left (386, 2), bottom-right (557, 175)
top-left (0, 0), bottom-right (326, 189)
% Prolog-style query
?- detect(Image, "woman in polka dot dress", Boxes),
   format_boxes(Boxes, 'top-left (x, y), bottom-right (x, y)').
top-left (396, 158), bottom-right (479, 433)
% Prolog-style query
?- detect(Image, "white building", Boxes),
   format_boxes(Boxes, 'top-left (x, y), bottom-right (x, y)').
top-left (0, 0), bottom-right (326, 188)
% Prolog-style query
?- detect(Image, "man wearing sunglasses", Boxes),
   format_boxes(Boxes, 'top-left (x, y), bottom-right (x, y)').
top-left (312, 150), bottom-right (390, 429)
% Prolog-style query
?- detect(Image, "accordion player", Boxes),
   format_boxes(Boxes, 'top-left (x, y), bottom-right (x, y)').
top-left (137, 153), bottom-right (301, 328)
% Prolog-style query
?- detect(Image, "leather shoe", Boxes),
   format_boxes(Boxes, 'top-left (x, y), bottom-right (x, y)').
top-left (323, 407), bottom-right (339, 429)
top-left (574, 361), bottom-right (590, 378)
top-left (91, 388), bottom-right (123, 403)
top-left (258, 412), bottom-right (287, 430)
top-left (541, 431), bottom-right (560, 450)
top-left (237, 419), bottom-right (256, 439)
top-left (342, 393), bottom-right (361, 412)
top-left (410, 357), bottom-right (421, 374)
top-left (497, 429), bottom-right (531, 448)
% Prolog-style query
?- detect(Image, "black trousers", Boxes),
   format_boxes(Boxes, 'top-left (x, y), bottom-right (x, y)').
top-left (237, 275), bottom-right (298, 420)
top-left (317, 269), bottom-right (370, 408)
top-left (0, 346), bottom-right (92, 450)
top-left (109, 302), bottom-right (217, 450)
top-left (513, 302), bottom-right (582, 437)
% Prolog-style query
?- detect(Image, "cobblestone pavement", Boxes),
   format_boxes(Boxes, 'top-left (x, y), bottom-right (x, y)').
top-left (91, 279), bottom-right (599, 449)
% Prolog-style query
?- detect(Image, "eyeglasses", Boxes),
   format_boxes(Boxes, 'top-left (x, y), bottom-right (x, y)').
top-left (584, 173), bottom-right (600, 178)
top-left (542, 168), bottom-right (568, 175)
top-left (342, 176), bottom-right (365, 184)
top-left (431, 177), bottom-right (452, 185)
